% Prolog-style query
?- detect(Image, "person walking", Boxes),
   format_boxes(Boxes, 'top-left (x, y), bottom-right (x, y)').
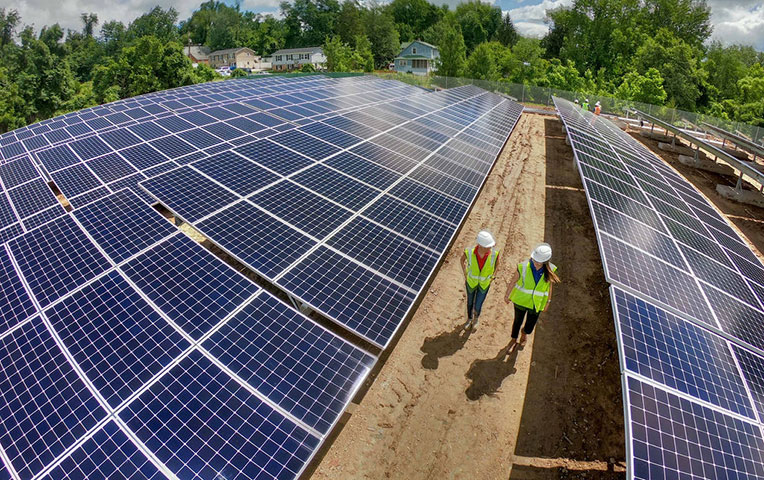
top-left (594, 101), bottom-right (602, 115)
top-left (461, 231), bottom-right (499, 330)
top-left (581, 99), bottom-right (590, 111)
top-left (505, 243), bottom-right (560, 351)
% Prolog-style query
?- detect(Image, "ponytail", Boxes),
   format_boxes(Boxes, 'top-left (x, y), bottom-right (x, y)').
top-left (542, 262), bottom-right (560, 283)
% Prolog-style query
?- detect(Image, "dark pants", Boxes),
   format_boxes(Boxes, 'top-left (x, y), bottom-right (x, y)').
top-left (466, 283), bottom-right (490, 319)
top-left (511, 304), bottom-right (540, 339)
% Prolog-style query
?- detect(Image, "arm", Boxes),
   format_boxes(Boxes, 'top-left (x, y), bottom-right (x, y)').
top-left (460, 250), bottom-right (467, 283)
top-left (543, 283), bottom-right (553, 312)
top-left (504, 267), bottom-right (518, 304)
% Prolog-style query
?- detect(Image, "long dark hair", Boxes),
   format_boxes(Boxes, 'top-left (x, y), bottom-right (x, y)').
top-left (541, 261), bottom-right (560, 283)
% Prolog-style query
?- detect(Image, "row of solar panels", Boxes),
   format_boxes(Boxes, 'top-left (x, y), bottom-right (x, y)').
top-left (0, 75), bottom-right (523, 479)
top-left (141, 86), bottom-right (523, 348)
top-left (554, 97), bottom-right (764, 479)
top-left (0, 76), bottom-right (427, 247)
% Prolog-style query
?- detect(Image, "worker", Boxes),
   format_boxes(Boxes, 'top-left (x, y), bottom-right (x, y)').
top-left (582, 99), bottom-right (590, 111)
top-left (574, 99), bottom-right (580, 106)
top-left (461, 230), bottom-right (499, 330)
top-left (505, 243), bottom-right (560, 351)
top-left (594, 101), bottom-right (601, 115)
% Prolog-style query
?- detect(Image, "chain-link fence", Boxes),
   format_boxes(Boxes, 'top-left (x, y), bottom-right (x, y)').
top-left (368, 73), bottom-right (764, 146)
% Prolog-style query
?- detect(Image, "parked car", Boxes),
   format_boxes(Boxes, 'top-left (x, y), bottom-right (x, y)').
top-left (215, 67), bottom-right (231, 77)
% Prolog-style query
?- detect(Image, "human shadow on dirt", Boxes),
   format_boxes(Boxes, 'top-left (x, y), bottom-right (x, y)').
top-left (464, 343), bottom-right (521, 401)
top-left (420, 324), bottom-right (472, 370)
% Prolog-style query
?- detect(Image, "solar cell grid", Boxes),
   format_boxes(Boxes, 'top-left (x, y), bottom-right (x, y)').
top-left (236, 139), bottom-right (314, 176)
top-left (0, 318), bottom-right (107, 480)
top-left (424, 154), bottom-right (484, 187)
top-left (0, 246), bottom-right (36, 336)
top-left (298, 123), bottom-right (362, 149)
top-left (0, 157), bottom-right (40, 190)
top-left (122, 234), bottom-right (258, 340)
top-left (36, 144), bottom-right (81, 172)
top-left (703, 285), bottom-right (764, 351)
top-left (580, 164), bottom-right (649, 205)
top-left (614, 288), bottom-right (756, 419)
top-left (203, 291), bottom-right (375, 435)
top-left (149, 135), bottom-right (197, 159)
top-left (291, 164), bottom-right (380, 211)
top-left (100, 129), bottom-right (142, 150)
top-left (371, 134), bottom-right (431, 162)
top-left (407, 165), bottom-right (478, 203)
top-left (68, 187), bottom-right (112, 209)
top-left (39, 421), bottom-right (166, 480)
top-left (350, 142), bottom-right (417, 174)
top-left (46, 271), bottom-right (190, 408)
top-left (362, 195), bottom-right (454, 252)
top-left (70, 136), bottom-right (113, 161)
top-left (277, 246), bottom-right (416, 348)
top-left (128, 122), bottom-right (169, 141)
top-left (7, 178), bottom-right (60, 222)
top-left (120, 143), bottom-right (167, 170)
top-left (178, 128), bottom-right (222, 149)
top-left (0, 195), bottom-right (17, 231)
top-left (389, 178), bottom-right (467, 225)
top-left (197, 200), bottom-right (317, 278)
top-left (119, 349), bottom-right (319, 480)
top-left (140, 166), bottom-right (239, 222)
top-left (324, 151), bottom-right (400, 190)
top-left (599, 234), bottom-right (714, 326)
top-left (625, 376), bottom-right (764, 480)
top-left (192, 151), bottom-right (280, 197)
top-left (270, 130), bottom-right (341, 161)
top-left (50, 164), bottom-right (103, 198)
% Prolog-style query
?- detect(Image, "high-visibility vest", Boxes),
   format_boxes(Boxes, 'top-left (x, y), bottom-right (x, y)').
top-left (582, 102), bottom-right (589, 111)
top-left (509, 260), bottom-right (557, 312)
top-left (594, 105), bottom-right (601, 115)
top-left (465, 247), bottom-right (498, 290)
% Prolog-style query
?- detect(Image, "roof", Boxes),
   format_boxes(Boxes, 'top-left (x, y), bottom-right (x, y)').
top-left (271, 46), bottom-right (323, 55)
top-left (208, 47), bottom-right (257, 57)
top-left (396, 55), bottom-right (431, 60)
top-left (400, 40), bottom-right (438, 52)
top-left (186, 45), bottom-right (210, 60)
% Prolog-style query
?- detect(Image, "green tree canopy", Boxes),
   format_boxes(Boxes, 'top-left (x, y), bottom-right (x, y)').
top-left (614, 67), bottom-right (667, 104)
top-left (435, 16), bottom-right (466, 77)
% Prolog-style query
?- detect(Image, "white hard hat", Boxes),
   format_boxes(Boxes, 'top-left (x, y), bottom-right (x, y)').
top-left (595, 101), bottom-right (601, 106)
top-left (477, 231), bottom-right (496, 248)
top-left (586, 98), bottom-right (589, 102)
top-left (531, 243), bottom-right (552, 262)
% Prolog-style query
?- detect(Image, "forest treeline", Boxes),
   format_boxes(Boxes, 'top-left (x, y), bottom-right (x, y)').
top-left (1, 0), bottom-right (763, 134)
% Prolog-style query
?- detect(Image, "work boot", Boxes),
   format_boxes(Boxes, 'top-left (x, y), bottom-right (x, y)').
top-left (472, 316), bottom-right (479, 331)
top-left (464, 316), bottom-right (473, 329)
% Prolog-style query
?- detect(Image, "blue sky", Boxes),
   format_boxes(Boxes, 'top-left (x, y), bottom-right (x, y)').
top-left (6, 0), bottom-right (764, 50)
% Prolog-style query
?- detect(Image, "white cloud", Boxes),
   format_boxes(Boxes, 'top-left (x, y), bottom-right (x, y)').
top-left (504, 0), bottom-right (573, 38)
top-left (707, 1), bottom-right (764, 49)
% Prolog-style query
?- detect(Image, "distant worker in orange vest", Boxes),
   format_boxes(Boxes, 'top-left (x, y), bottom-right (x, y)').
top-left (505, 243), bottom-right (560, 351)
top-left (594, 101), bottom-right (602, 115)
top-left (461, 231), bottom-right (499, 331)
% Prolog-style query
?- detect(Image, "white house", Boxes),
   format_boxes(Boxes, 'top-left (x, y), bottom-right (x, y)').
top-left (270, 47), bottom-right (326, 72)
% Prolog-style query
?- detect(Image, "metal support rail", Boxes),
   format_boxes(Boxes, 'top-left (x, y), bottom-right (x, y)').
top-left (630, 109), bottom-right (764, 191)
top-left (701, 122), bottom-right (764, 164)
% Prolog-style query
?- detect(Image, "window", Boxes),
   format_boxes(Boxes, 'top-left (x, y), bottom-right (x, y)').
top-left (412, 47), bottom-right (417, 54)
top-left (400, 60), bottom-right (406, 67)
top-left (276, 55), bottom-right (282, 61)
top-left (413, 59), bottom-right (427, 69)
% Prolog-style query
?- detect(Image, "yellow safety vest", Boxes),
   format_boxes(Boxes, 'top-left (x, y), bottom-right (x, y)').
top-left (509, 260), bottom-right (557, 312)
top-left (465, 247), bottom-right (498, 290)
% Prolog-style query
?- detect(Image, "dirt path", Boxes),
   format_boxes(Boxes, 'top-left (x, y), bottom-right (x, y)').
top-left (308, 114), bottom-right (626, 480)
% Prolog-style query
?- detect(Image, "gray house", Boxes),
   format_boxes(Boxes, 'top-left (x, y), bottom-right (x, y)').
top-left (270, 47), bottom-right (326, 71)
top-left (394, 40), bottom-right (439, 75)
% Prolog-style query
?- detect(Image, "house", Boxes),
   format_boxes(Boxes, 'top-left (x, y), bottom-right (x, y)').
top-left (394, 40), bottom-right (439, 75)
top-left (185, 45), bottom-right (210, 65)
top-left (209, 47), bottom-right (270, 71)
top-left (270, 47), bottom-right (326, 72)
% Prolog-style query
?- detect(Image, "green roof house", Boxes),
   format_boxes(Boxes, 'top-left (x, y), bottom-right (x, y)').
top-left (394, 40), bottom-right (439, 76)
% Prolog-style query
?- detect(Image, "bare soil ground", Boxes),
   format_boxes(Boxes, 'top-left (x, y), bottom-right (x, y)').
top-left (308, 113), bottom-right (626, 480)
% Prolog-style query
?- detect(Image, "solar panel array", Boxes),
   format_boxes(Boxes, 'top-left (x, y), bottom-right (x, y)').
top-left (141, 83), bottom-right (523, 348)
top-left (554, 96), bottom-right (764, 479)
top-left (0, 75), bottom-right (523, 478)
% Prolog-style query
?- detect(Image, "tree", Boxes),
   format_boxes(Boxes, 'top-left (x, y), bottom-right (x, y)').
top-left (435, 17), bottom-right (466, 77)
top-left (280, 0), bottom-right (341, 47)
top-left (352, 34), bottom-right (374, 72)
top-left (230, 68), bottom-right (248, 77)
top-left (0, 8), bottom-right (20, 47)
top-left (336, 0), bottom-right (364, 46)
top-left (126, 7), bottom-right (179, 43)
top-left (455, 0), bottom-right (501, 52)
top-left (194, 62), bottom-right (218, 82)
top-left (388, 0), bottom-right (441, 42)
top-left (301, 62), bottom-right (316, 72)
top-left (100, 21), bottom-right (126, 56)
top-left (496, 13), bottom-right (518, 47)
top-left (614, 68), bottom-right (667, 104)
top-left (465, 42), bottom-right (498, 80)
top-left (363, 7), bottom-right (399, 68)
top-left (81, 13), bottom-right (98, 38)
top-left (322, 35), bottom-right (353, 72)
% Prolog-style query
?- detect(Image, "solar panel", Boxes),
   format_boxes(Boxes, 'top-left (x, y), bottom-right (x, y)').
top-left (388, 178), bottom-right (467, 225)
top-left (250, 181), bottom-right (353, 239)
top-left (192, 151), bottom-right (280, 196)
top-left (7, 178), bottom-right (60, 219)
top-left (0, 156), bottom-right (39, 189)
top-left (235, 139), bottom-right (314, 175)
top-left (278, 246), bottom-right (416, 348)
top-left (196, 200), bottom-right (317, 278)
top-left (122, 234), bottom-right (259, 340)
top-left (203, 291), bottom-right (375, 434)
top-left (0, 318), bottom-right (107, 480)
top-left (46, 270), bottom-right (189, 408)
top-left (119, 349), bottom-right (319, 480)
top-left (139, 166), bottom-right (239, 222)
top-left (324, 151), bottom-right (401, 190)
top-left (74, 189), bottom-right (176, 263)
top-left (625, 375), bottom-right (764, 480)
top-left (39, 421), bottom-right (165, 480)
top-left (362, 195), bottom-right (454, 252)
top-left (0, 246), bottom-right (36, 336)
top-left (9, 215), bottom-right (112, 307)
top-left (50, 163), bottom-right (104, 198)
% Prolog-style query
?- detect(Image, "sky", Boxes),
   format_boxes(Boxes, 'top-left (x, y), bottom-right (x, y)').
top-left (4, 0), bottom-right (764, 50)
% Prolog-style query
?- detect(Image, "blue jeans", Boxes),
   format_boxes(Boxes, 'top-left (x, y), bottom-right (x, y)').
top-left (466, 283), bottom-right (490, 319)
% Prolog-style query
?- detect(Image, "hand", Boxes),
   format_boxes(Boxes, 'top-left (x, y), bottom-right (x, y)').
top-left (543, 302), bottom-right (550, 312)
top-left (504, 294), bottom-right (511, 305)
